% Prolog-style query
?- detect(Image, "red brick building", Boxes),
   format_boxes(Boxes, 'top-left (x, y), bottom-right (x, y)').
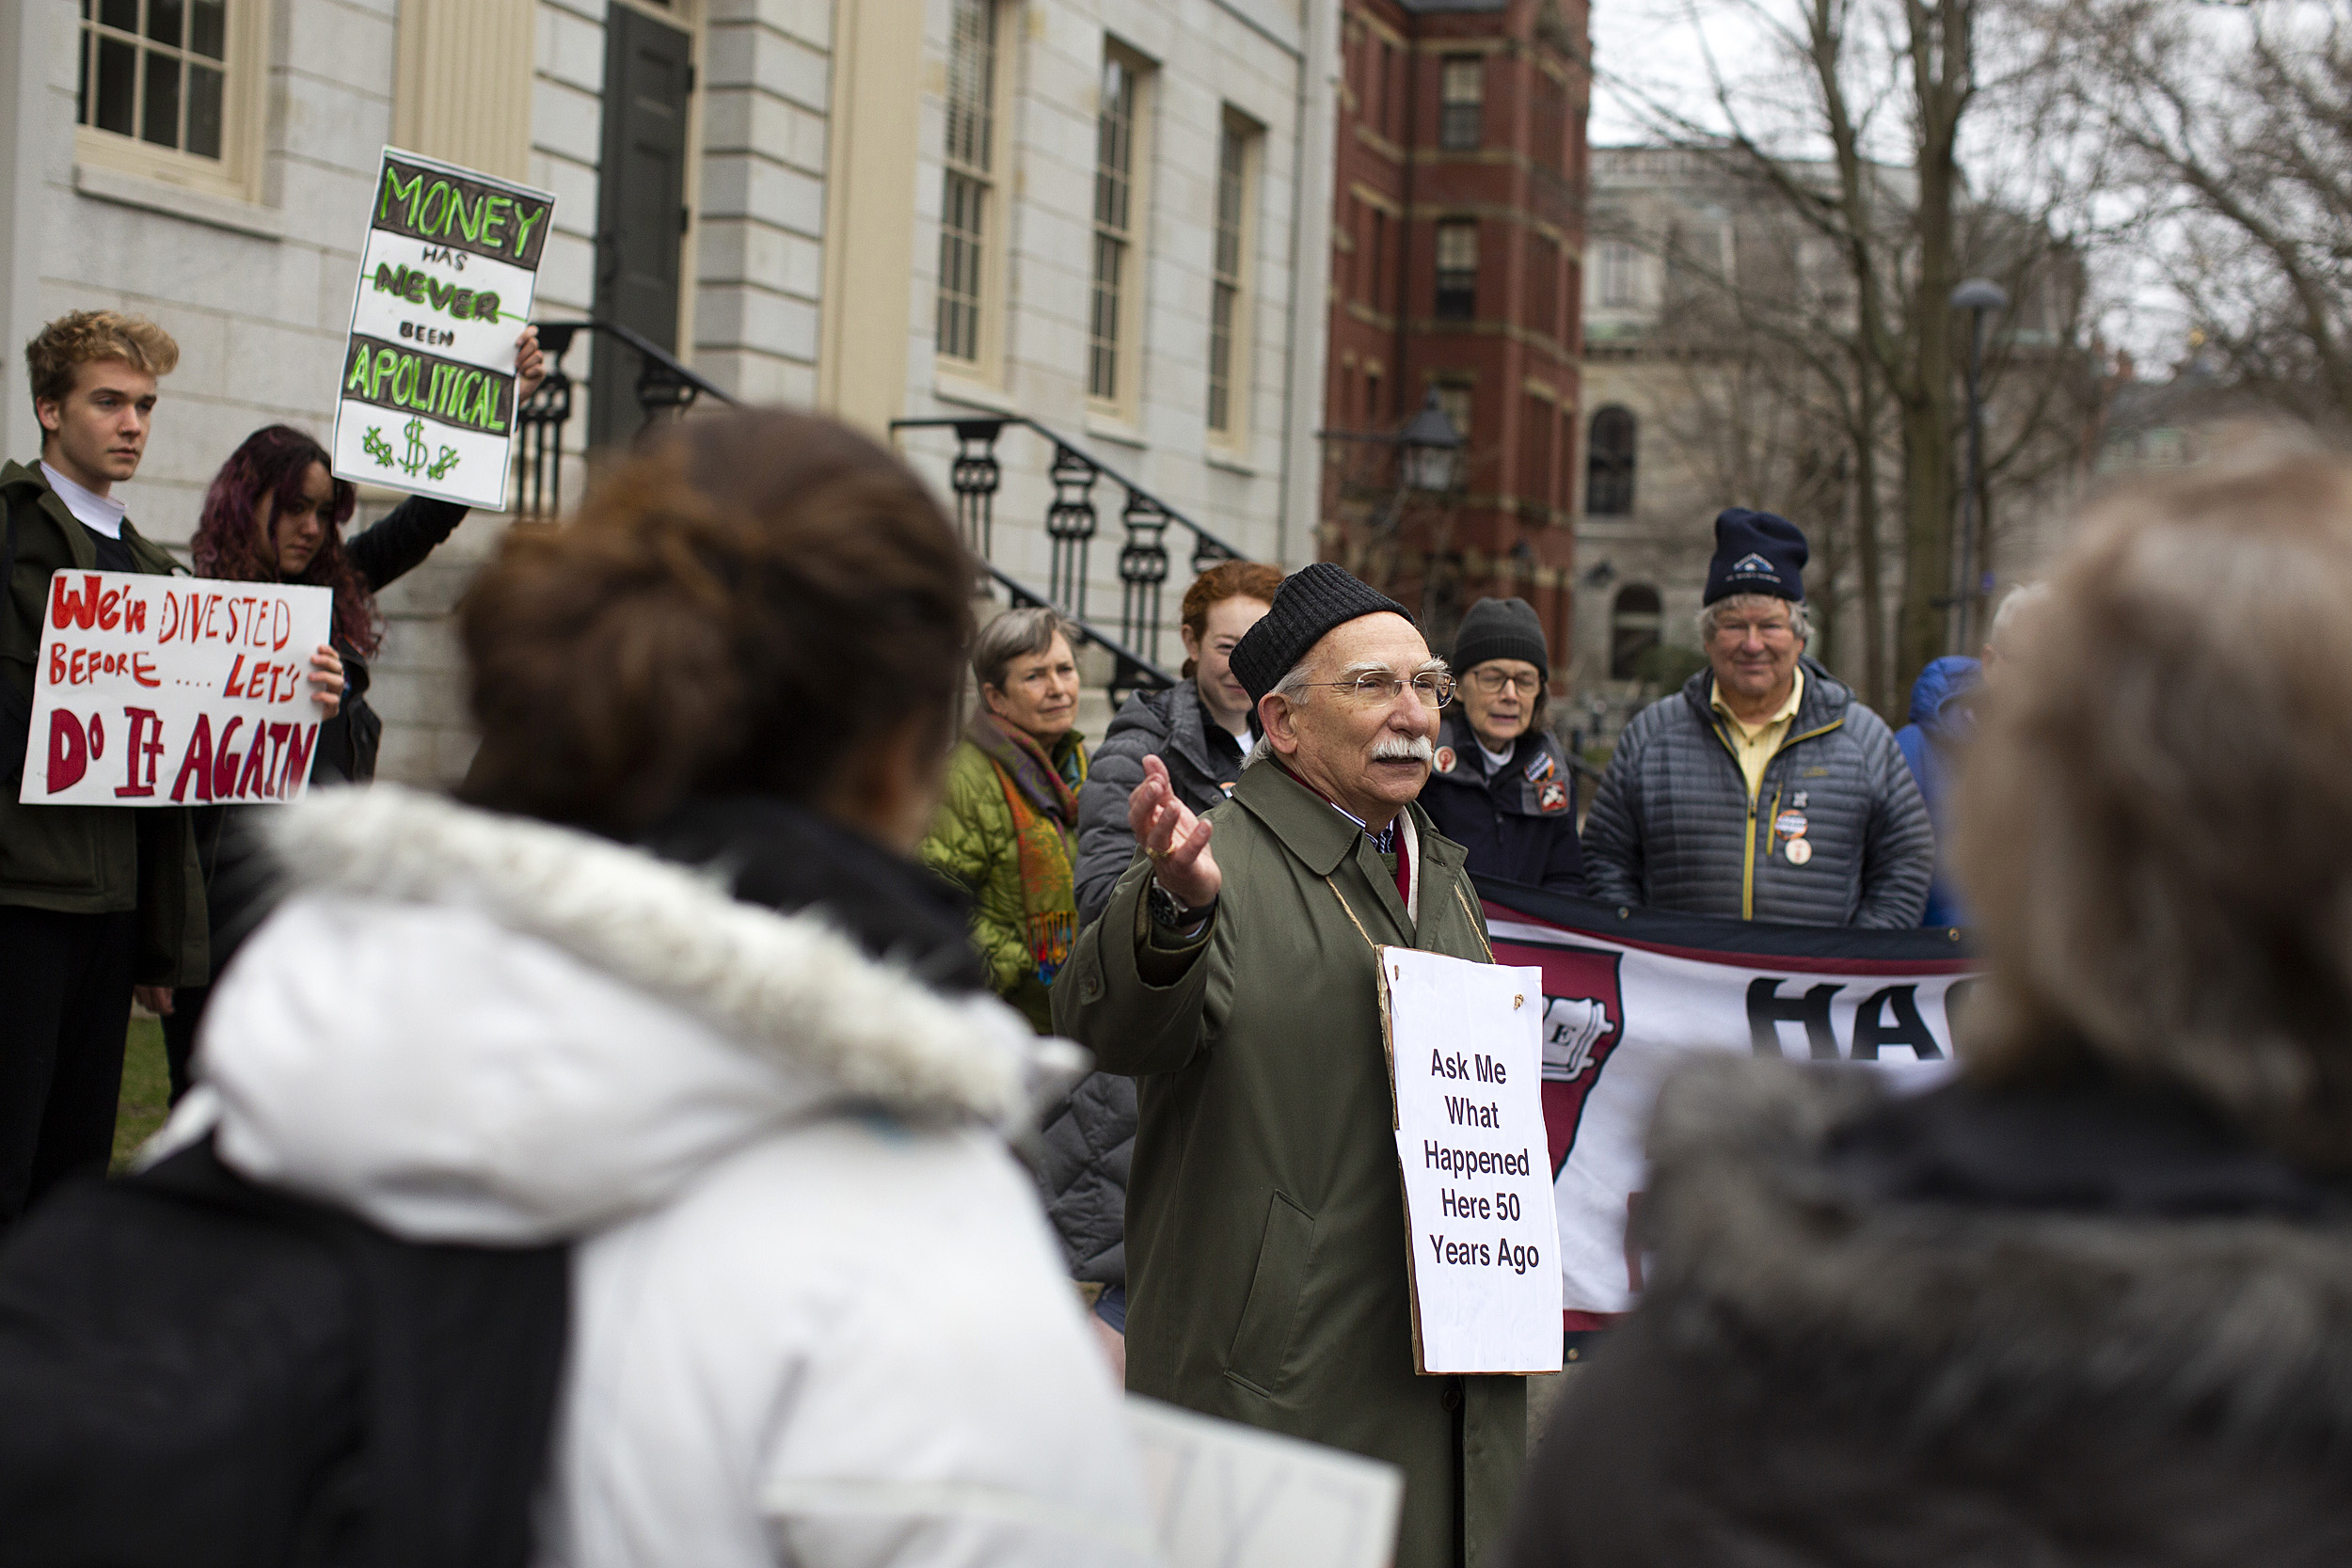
top-left (1321, 0), bottom-right (1590, 672)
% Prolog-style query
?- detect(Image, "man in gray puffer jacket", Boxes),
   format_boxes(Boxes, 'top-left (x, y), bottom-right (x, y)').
top-left (1582, 510), bottom-right (1932, 927)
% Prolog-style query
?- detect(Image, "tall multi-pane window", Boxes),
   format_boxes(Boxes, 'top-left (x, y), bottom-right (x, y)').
top-left (79, 0), bottom-right (231, 161)
top-left (1089, 52), bottom-right (1143, 406)
top-left (1610, 585), bottom-right (1663, 679)
top-left (1207, 113), bottom-right (1256, 436)
top-left (1587, 405), bottom-right (1638, 515)
top-left (1526, 232), bottom-right (1560, 342)
top-left (1519, 393), bottom-right (1554, 515)
top-left (936, 0), bottom-right (998, 366)
top-left (1435, 220), bottom-right (1478, 320)
top-left (1438, 57), bottom-right (1483, 150)
top-left (1596, 240), bottom-right (1649, 309)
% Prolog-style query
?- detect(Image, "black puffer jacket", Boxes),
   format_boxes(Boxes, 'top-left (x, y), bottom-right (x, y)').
top-left (1581, 659), bottom-right (1932, 927)
top-left (1420, 716), bottom-right (1584, 894)
top-left (1046, 680), bottom-right (1246, 1295)
top-left (1509, 1056), bottom-right (2352, 1567)
top-left (197, 495), bottom-right (469, 966)
top-left (1072, 680), bottom-right (1247, 927)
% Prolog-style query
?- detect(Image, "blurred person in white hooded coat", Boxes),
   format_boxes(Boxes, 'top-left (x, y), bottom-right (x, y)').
top-left (153, 408), bottom-right (1159, 1568)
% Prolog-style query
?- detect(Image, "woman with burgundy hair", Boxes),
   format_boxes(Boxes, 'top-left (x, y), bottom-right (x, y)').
top-left (160, 330), bottom-right (544, 1095)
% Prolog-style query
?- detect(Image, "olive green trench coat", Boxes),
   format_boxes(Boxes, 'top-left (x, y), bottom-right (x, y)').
top-left (1055, 758), bottom-right (1525, 1568)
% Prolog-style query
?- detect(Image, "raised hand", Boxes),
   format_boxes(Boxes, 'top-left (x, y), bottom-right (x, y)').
top-left (1127, 754), bottom-right (1221, 911)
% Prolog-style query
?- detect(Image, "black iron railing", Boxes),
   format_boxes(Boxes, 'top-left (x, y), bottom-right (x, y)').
top-left (985, 564), bottom-right (1174, 708)
top-left (888, 418), bottom-right (1247, 673)
top-left (512, 319), bottom-right (734, 518)
top-left (513, 339), bottom-right (1189, 706)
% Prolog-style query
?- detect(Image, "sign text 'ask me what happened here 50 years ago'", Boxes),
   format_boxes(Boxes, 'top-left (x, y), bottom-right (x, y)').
top-left (331, 149), bottom-right (555, 512)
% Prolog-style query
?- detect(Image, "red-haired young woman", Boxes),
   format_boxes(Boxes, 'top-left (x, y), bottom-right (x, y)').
top-left (161, 330), bottom-right (544, 1095)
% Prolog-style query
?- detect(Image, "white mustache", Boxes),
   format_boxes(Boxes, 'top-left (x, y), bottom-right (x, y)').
top-left (1371, 734), bottom-right (1436, 764)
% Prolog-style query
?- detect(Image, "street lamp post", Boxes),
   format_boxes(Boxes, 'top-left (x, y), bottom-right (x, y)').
top-left (1397, 388), bottom-right (1464, 496)
top-left (1949, 277), bottom-right (2008, 655)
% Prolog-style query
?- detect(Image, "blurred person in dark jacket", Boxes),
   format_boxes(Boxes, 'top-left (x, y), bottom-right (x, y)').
top-left (1507, 436), bottom-right (2352, 1568)
top-left (1892, 654), bottom-right (1978, 928)
top-left (1053, 559), bottom-right (1278, 1370)
top-left (1422, 595), bottom-right (1583, 894)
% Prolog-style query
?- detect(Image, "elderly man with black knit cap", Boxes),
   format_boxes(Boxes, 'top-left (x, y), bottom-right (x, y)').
top-left (1582, 509), bottom-right (1932, 927)
top-left (1055, 562), bottom-right (1522, 1568)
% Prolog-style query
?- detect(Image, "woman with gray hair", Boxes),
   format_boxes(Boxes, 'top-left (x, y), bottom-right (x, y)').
top-left (919, 607), bottom-right (1089, 1032)
top-left (1506, 437), bottom-right (2352, 1566)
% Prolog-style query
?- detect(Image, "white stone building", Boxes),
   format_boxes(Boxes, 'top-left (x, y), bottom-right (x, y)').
top-left (887, 0), bottom-right (1339, 724)
top-left (0, 0), bottom-right (1336, 781)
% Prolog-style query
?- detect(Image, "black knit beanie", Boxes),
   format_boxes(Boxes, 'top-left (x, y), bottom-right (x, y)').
top-left (1229, 562), bottom-right (1413, 705)
top-left (1451, 596), bottom-right (1548, 677)
top-left (1704, 508), bottom-right (1808, 604)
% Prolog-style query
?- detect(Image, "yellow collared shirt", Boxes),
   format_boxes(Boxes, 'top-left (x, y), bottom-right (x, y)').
top-left (1710, 668), bottom-right (1804, 800)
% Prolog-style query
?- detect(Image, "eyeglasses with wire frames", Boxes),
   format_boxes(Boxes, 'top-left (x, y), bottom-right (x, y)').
top-left (1296, 671), bottom-right (1457, 708)
top-left (1464, 667), bottom-right (1543, 696)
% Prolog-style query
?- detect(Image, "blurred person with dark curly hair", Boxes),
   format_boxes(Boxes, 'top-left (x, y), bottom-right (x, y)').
top-left (160, 329), bottom-right (544, 1100)
top-left (133, 405), bottom-right (1156, 1564)
top-left (1505, 433), bottom-right (2352, 1568)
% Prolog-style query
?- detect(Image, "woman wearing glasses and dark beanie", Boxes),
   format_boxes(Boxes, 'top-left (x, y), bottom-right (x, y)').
top-left (1421, 595), bottom-right (1584, 894)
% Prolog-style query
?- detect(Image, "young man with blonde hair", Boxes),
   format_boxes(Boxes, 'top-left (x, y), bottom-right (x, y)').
top-left (0, 310), bottom-right (208, 1223)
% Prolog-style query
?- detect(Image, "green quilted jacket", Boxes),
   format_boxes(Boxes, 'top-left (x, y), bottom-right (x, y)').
top-left (918, 721), bottom-right (1087, 1031)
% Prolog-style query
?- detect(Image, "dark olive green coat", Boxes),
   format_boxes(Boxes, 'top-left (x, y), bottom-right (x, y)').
top-left (0, 460), bottom-right (206, 985)
top-left (1055, 759), bottom-right (1525, 1568)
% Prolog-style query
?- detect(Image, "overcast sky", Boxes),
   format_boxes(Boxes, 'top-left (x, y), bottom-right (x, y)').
top-left (1579, 0), bottom-right (2203, 361)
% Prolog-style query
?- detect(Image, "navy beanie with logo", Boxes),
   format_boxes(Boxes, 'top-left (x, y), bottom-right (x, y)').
top-left (1703, 508), bottom-right (1808, 605)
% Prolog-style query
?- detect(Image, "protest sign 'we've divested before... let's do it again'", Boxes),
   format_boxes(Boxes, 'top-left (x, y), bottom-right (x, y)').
top-left (20, 572), bottom-right (333, 808)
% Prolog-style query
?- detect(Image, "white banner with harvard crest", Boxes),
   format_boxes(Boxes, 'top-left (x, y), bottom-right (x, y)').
top-left (1472, 879), bottom-right (1982, 1322)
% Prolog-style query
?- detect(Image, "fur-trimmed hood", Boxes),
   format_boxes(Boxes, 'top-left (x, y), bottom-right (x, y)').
top-left (1640, 1055), bottom-right (2352, 1454)
top-left (162, 786), bottom-right (1077, 1244)
top-left (1502, 1058), bottom-right (2352, 1568)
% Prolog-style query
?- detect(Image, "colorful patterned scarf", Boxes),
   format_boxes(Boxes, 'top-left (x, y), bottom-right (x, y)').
top-left (968, 712), bottom-right (1086, 988)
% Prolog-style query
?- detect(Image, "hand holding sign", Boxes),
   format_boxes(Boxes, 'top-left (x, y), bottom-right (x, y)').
top-left (307, 643), bottom-right (343, 719)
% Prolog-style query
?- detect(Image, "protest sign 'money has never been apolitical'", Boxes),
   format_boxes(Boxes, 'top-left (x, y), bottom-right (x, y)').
top-left (1380, 947), bottom-right (1564, 1376)
top-left (330, 148), bottom-right (555, 511)
top-left (20, 572), bottom-right (332, 808)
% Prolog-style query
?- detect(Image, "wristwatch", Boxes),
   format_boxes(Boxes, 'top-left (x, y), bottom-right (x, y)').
top-left (1147, 880), bottom-right (1216, 931)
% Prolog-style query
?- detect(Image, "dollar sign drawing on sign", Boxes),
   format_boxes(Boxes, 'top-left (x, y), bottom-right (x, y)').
top-left (400, 417), bottom-right (429, 478)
